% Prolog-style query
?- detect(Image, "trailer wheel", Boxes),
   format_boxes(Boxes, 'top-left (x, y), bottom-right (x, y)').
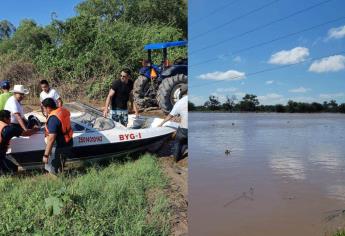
top-left (157, 74), bottom-right (187, 113)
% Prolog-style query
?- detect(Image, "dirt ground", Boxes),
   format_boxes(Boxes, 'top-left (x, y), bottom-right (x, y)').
top-left (157, 141), bottom-right (188, 236)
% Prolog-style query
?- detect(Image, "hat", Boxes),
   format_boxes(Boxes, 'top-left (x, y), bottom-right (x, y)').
top-left (0, 80), bottom-right (10, 89)
top-left (10, 85), bottom-right (29, 95)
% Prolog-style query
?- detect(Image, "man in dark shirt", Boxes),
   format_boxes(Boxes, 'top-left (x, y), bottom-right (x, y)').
top-left (42, 98), bottom-right (73, 175)
top-left (103, 68), bottom-right (138, 126)
top-left (0, 110), bottom-right (34, 173)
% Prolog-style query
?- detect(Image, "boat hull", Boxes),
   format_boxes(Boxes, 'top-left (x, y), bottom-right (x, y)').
top-left (7, 133), bottom-right (171, 171)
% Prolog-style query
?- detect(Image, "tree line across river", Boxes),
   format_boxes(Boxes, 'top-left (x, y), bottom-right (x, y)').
top-left (188, 94), bottom-right (345, 113)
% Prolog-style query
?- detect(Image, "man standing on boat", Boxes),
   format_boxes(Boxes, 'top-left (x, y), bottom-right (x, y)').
top-left (159, 84), bottom-right (188, 162)
top-left (103, 68), bottom-right (139, 126)
top-left (0, 110), bottom-right (34, 173)
top-left (39, 80), bottom-right (63, 117)
top-left (42, 98), bottom-right (73, 175)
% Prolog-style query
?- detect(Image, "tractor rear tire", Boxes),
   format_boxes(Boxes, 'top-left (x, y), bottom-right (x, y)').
top-left (133, 75), bottom-right (149, 101)
top-left (157, 74), bottom-right (188, 113)
top-left (133, 75), bottom-right (157, 110)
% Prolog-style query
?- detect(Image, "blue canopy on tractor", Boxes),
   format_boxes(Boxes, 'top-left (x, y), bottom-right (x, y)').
top-left (144, 41), bottom-right (187, 50)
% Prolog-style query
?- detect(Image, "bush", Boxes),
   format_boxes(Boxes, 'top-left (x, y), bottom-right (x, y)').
top-left (0, 0), bottom-right (187, 102)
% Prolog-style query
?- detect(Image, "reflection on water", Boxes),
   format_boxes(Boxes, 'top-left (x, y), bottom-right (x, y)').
top-left (189, 113), bottom-right (345, 236)
top-left (270, 157), bottom-right (306, 180)
top-left (327, 185), bottom-right (345, 201)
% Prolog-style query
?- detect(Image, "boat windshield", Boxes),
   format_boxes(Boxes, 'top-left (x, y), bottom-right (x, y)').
top-left (64, 102), bottom-right (115, 131)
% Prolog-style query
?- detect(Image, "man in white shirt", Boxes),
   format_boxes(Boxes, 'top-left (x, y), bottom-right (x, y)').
top-left (39, 80), bottom-right (62, 116)
top-left (159, 84), bottom-right (188, 162)
top-left (4, 85), bottom-right (38, 135)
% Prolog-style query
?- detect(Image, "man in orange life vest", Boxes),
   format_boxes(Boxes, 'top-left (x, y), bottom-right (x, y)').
top-left (42, 98), bottom-right (73, 175)
top-left (0, 110), bottom-right (35, 173)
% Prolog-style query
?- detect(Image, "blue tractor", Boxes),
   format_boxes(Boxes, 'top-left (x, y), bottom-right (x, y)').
top-left (133, 41), bottom-right (187, 113)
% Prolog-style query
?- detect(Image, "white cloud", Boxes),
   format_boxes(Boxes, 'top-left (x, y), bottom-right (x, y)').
top-left (292, 97), bottom-right (315, 103)
top-left (268, 47), bottom-right (309, 65)
top-left (211, 89), bottom-right (244, 102)
top-left (327, 25), bottom-right (345, 40)
top-left (309, 55), bottom-right (345, 73)
top-left (319, 93), bottom-right (345, 99)
top-left (257, 93), bottom-right (285, 105)
top-left (266, 80), bottom-right (274, 84)
top-left (288, 87), bottom-right (310, 93)
top-left (233, 56), bottom-right (242, 63)
top-left (210, 92), bottom-right (227, 103)
top-left (189, 95), bottom-right (206, 106)
top-left (234, 92), bottom-right (246, 99)
top-left (198, 70), bottom-right (246, 81)
top-left (216, 87), bottom-right (238, 93)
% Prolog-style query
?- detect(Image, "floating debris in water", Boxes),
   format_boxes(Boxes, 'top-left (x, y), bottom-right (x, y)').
top-left (223, 187), bottom-right (254, 207)
top-left (225, 149), bottom-right (232, 155)
top-left (232, 122), bottom-right (235, 126)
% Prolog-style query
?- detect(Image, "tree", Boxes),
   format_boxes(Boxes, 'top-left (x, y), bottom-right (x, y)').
top-left (75, 0), bottom-right (187, 37)
top-left (222, 95), bottom-right (236, 111)
top-left (0, 0), bottom-right (187, 101)
top-left (239, 94), bottom-right (259, 111)
top-left (204, 95), bottom-right (221, 111)
top-left (0, 20), bottom-right (52, 59)
top-left (188, 101), bottom-right (196, 111)
top-left (275, 104), bottom-right (285, 112)
top-left (329, 100), bottom-right (338, 112)
top-left (311, 102), bottom-right (323, 112)
top-left (338, 103), bottom-right (345, 113)
top-left (0, 20), bottom-right (16, 40)
top-left (287, 100), bottom-right (298, 113)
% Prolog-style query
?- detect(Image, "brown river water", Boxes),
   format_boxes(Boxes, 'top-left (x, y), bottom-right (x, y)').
top-left (189, 113), bottom-right (345, 236)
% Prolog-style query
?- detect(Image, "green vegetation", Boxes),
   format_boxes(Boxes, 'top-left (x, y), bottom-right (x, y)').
top-left (334, 231), bottom-right (345, 236)
top-left (0, 154), bottom-right (171, 235)
top-left (0, 0), bottom-right (187, 102)
top-left (189, 94), bottom-right (345, 113)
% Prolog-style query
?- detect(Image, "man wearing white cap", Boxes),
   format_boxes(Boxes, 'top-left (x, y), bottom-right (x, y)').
top-left (4, 85), bottom-right (38, 135)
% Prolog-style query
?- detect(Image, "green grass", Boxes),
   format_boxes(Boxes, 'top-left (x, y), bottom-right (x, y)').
top-left (0, 154), bottom-right (171, 236)
top-left (334, 231), bottom-right (345, 236)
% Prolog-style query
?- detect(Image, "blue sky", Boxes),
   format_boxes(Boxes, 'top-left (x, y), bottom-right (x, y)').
top-left (189, 0), bottom-right (345, 105)
top-left (0, 0), bottom-right (83, 27)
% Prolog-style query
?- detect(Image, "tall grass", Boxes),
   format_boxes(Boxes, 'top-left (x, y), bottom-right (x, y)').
top-left (0, 154), bottom-right (170, 235)
top-left (334, 231), bottom-right (345, 236)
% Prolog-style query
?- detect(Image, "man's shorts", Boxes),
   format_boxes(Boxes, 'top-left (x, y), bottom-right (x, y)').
top-left (109, 109), bottom-right (128, 126)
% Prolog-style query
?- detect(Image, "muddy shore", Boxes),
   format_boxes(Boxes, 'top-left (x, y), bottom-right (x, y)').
top-left (157, 140), bottom-right (188, 236)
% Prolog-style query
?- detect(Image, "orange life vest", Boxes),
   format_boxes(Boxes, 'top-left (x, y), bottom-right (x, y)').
top-left (0, 121), bottom-right (10, 151)
top-left (45, 107), bottom-right (73, 143)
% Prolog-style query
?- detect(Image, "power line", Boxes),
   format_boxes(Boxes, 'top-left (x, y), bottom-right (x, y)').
top-left (190, 0), bottom-right (280, 41)
top-left (190, 0), bottom-right (335, 55)
top-left (189, 0), bottom-right (240, 25)
top-left (190, 15), bottom-right (345, 68)
top-left (190, 50), bottom-right (345, 89)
